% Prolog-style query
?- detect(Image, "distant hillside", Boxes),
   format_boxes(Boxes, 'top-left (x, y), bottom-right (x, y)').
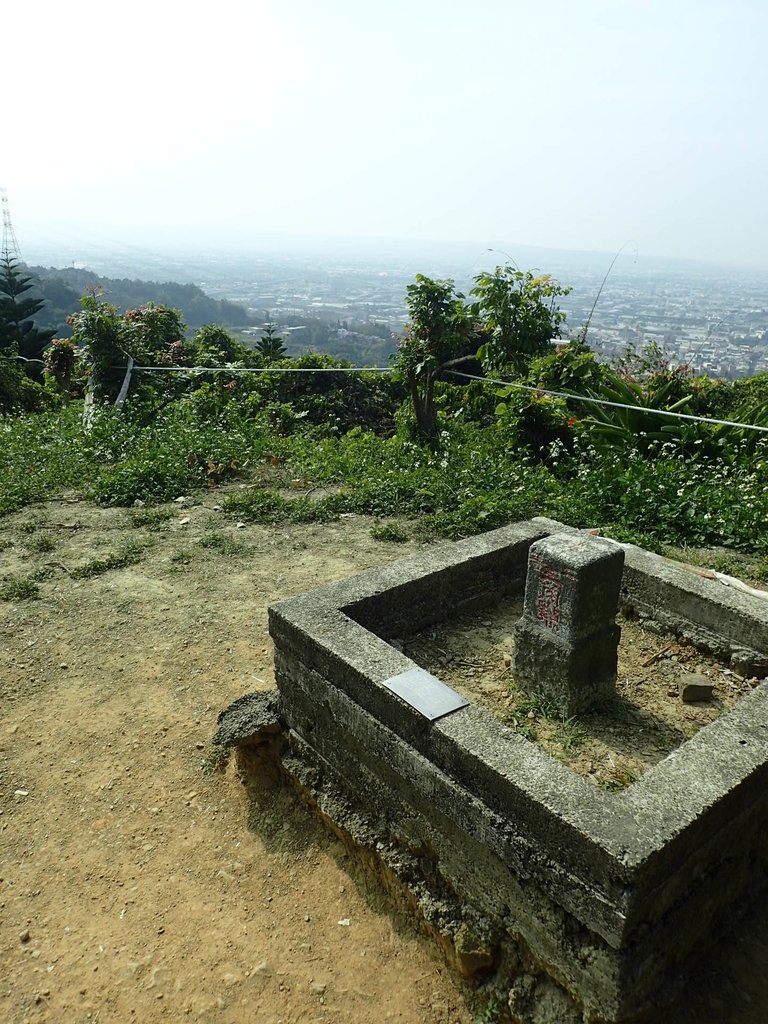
top-left (27, 266), bottom-right (251, 336)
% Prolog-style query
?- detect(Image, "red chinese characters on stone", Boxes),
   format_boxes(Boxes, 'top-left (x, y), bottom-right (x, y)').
top-left (536, 566), bottom-right (563, 632)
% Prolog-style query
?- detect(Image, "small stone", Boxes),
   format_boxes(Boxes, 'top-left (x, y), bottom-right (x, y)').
top-left (14, 789), bottom-right (29, 797)
top-left (195, 742), bottom-right (205, 750)
top-left (253, 960), bottom-right (271, 976)
top-left (236, 522), bottom-right (246, 529)
top-left (19, 928), bottom-right (30, 943)
top-left (337, 918), bottom-right (350, 926)
top-left (303, 914), bottom-right (311, 922)
top-left (179, 517), bottom-right (191, 526)
top-left (680, 673), bottom-right (715, 703)
top-left (666, 687), bottom-right (678, 698)
top-left (60, 663), bottom-right (68, 670)
top-left (310, 981), bottom-right (327, 995)
top-left (9, 724), bottom-right (18, 734)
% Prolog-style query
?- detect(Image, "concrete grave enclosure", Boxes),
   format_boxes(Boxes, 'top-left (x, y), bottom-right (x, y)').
top-left (218, 518), bottom-right (768, 1023)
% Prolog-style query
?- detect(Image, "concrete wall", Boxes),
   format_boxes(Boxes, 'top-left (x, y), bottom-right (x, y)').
top-left (261, 520), bottom-right (768, 1023)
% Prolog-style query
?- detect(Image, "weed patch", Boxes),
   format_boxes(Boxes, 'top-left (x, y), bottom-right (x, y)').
top-left (370, 521), bottom-right (409, 543)
top-left (197, 531), bottom-right (252, 556)
top-left (71, 540), bottom-right (149, 580)
top-left (128, 506), bottom-right (174, 530)
top-left (0, 577), bottom-right (40, 601)
top-left (27, 534), bottom-right (58, 553)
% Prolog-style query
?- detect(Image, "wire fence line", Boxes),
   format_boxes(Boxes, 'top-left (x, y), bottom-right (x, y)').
top-left (125, 364), bottom-right (396, 374)
top-left (9, 351), bottom-right (767, 434)
top-left (445, 370), bottom-right (768, 435)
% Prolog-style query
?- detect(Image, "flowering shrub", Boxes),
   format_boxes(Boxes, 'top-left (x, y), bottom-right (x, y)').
top-left (43, 338), bottom-right (78, 398)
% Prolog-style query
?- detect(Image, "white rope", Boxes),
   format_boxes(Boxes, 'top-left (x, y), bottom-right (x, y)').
top-left (126, 364), bottom-right (396, 374)
top-left (97, 360), bottom-right (768, 434)
top-left (445, 370), bottom-right (768, 434)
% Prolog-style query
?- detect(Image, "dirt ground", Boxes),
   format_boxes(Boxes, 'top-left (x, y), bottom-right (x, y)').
top-left (0, 494), bottom-right (473, 1024)
top-left (3, 493), bottom-right (768, 1024)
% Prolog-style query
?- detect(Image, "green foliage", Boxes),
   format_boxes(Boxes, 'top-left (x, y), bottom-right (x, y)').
top-left (69, 296), bottom-right (188, 409)
top-left (471, 267), bottom-right (570, 375)
top-left (67, 294), bottom-right (124, 405)
top-left (239, 353), bottom-right (402, 435)
top-left (0, 576), bottom-right (40, 601)
top-left (128, 506), bottom-right (174, 530)
top-left (395, 275), bottom-right (475, 442)
top-left (528, 343), bottom-right (607, 397)
top-left (189, 324), bottom-right (250, 366)
top-left (473, 994), bottom-right (504, 1024)
top-left (0, 406), bottom-right (89, 512)
top-left (580, 364), bottom-right (695, 448)
top-left (27, 533), bottom-right (57, 553)
top-left (169, 548), bottom-right (195, 568)
top-left (370, 521), bottom-right (409, 542)
top-left (0, 257), bottom-right (55, 361)
top-left (222, 488), bottom-right (337, 525)
top-left (1, 303), bottom-right (768, 565)
top-left (395, 267), bottom-right (570, 442)
top-left (493, 389), bottom-right (575, 459)
top-left (0, 357), bottom-right (49, 413)
top-left (30, 265), bottom-right (250, 335)
top-left (517, 690), bottom-right (565, 719)
top-left (43, 338), bottom-right (79, 401)
top-left (197, 530), bottom-right (252, 556)
top-left (255, 323), bottom-right (287, 362)
top-left (70, 539), bottom-right (149, 579)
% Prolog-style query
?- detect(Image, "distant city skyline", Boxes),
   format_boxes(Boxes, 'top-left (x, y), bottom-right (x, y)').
top-left (8, 1), bottom-right (768, 270)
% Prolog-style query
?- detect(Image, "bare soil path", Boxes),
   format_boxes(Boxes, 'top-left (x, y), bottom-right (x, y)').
top-left (2, 495), bottom-right (768, 1024)
top-left (0, 495), bottom-right (471, 1024)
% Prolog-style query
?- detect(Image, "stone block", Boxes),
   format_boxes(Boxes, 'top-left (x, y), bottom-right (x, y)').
top-left (514, 533), bottom-right (624, 714)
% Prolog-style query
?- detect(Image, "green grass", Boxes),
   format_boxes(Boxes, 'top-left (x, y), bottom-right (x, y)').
top-left (1, 399), bottom-right (766, 559)
top-left (71, 540), bottom-right (150, 579)
top-left (0, 577), bottom-right (40, 601)
top-left (370, 521), bottom-right (409, 542)
top-left (127, 506), bottom-right (174, 530)
top-left (197, 531), bottom-right (252, 556)
top-left (27, 534), bottom-right (58, 553)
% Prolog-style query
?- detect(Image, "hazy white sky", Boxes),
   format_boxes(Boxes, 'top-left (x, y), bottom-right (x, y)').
top-left (5, 0), bottom-right (768, 268)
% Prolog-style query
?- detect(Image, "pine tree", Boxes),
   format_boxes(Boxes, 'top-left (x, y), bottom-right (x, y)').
top-left (0, 256), bottom-right (55, 360)
top-left (256, 322), bottom-right (286, 361)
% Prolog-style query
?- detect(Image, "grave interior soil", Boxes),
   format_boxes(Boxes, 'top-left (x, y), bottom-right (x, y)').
top-left (401, 601), bottom-right (757, 789)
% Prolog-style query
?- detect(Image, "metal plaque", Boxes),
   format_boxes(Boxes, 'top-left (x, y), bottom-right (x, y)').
top-left (380, 667), bottom-right (470, 722)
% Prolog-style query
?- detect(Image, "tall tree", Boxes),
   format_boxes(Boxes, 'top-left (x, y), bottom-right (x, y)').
top-left (0, 257), bottom-right (55, 361)
top-left (256, 322), bottom-right (286, 362)
top-left (395, 275), bottom-right (476, 442)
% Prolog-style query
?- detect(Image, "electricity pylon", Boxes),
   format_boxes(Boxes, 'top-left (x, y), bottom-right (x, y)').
top-left (1, 188), bottom-right (22, 263)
